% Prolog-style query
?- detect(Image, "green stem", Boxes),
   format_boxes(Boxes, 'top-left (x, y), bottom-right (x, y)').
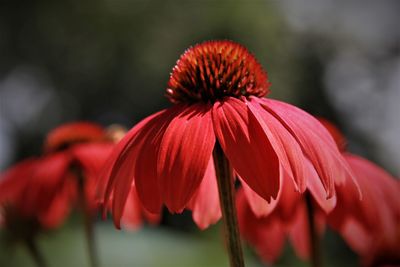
top-left (305, 192), bottom-right (322, 267)
top-left (76, 170), bottom-right (99, 267)
top-left (213, 142), bottom-right (245, 267)
top-left (25, 237), bottom-right (48, 267)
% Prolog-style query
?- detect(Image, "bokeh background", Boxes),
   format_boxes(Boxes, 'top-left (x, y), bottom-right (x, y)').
top-left (0, 0), bottom-right (399, 266)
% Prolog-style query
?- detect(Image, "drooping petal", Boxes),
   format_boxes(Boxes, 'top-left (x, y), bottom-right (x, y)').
top-left (109, 107), bottom-right (182, 227)
top-left (332, 156), bottom-right (377, 232)
top-left (349, 154), bottom-right (400, 221)
top-left (255, 218), bottom-right (286, 264)
top-left (342, 153), bottom-right (398, 240)
top-left (158, 104), bottom-right (215, 213)
top-left (22, 153), bottom-right (71, 217)
top-left (0, 158), bottom-right (37, 204)
top-left (99, 110), bottom-right (165, 211)
top-left (212, 97), bottom-right (280, 202)
top-left (287, 203), bottom-right (311, 260)
top-left (275, 170), bottom-right (302, 222)
top-left (72, 143), bottom-right (114, 210)
top-left (188, 158), bottom-right (221, 230)
top-left (247, 97), bottom-right (307, 192)
top-left (339, 218), bottom-right (373, 255)
top-left (236, 188), bottom-right (285, 264)
top-left (72, 143), bottom-right (114, 180)
top-left (39, 177), bottom-right (74, 229)
top-left (240, 175), bottom-right (279, 218)
top-left (305, 160), bottom-right (337, 214)
top-left (120, 186), bottom-right (144, 231)
top-left (260, 98), bottom-right (355, 197)
top-left (287, 202), bottom-right (326, 260)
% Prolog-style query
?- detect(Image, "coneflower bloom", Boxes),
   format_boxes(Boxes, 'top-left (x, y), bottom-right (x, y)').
top-left (318, 119), bottom-right (400, 266)
top-left (0, 158), bottom-right (69, 231)
top-left (0, 121), bottom-right (113, 231)
top-left (0, 122), bottom-right (114, 267)
top-left (236, 185), bottom-right (328, 264)
top-left (99, 40), bottom-right (353, 266)
top-left (236, 144), bottom-right (344, 265)
top-left (101, 40), bottom-right (352, 222)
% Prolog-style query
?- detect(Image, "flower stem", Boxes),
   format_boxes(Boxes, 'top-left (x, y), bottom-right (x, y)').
top-left (25, 237), bottom-right (48, 267)
top-left (76, 170), bottom-right (99, 267)
top-left (305, 192), bottom-right (322, 267)
top-left (213, 141), bottom-right (245, 267)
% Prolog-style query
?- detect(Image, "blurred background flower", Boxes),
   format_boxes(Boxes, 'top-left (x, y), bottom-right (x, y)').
top-left (0, 0), bottom-right (398, 266)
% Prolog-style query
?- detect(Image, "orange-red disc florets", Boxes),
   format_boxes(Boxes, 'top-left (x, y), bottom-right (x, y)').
top-left (166, 40), bottom-right (270, 104)
top-left (44, 122), bottom-right (105, 153)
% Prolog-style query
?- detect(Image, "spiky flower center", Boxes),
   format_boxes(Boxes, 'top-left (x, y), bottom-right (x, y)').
top-left (166, 40), bottom-right (270, 104)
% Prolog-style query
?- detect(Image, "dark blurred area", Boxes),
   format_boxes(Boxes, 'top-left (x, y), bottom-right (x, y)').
top-left (0, 0), bottom-right (399, 266)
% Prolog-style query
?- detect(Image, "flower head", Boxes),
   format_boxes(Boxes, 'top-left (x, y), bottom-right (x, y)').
top-left (319, 119), bottom-right (400, 264)
top-left (100, 40), bottom-right (353, 229)
top-left (166, 40), bottom-right (270, 104)
top-left (0, 122), bottom-right (114, 230)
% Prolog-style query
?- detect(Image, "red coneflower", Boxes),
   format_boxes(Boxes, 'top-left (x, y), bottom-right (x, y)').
top-left (236, 185), bottom-right (327, 265)
top-left (0, 122), bottom-right (114, 267)
top-left (236, 155), bottom-right (339, 266)
top-left (100, 40), bottom-right (353, 267)
top-left (318, 119), bottom-right (400, 267)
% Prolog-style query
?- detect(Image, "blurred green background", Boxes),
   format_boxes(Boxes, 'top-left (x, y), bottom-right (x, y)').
top-left (0, 0), bottom-right (399, 266)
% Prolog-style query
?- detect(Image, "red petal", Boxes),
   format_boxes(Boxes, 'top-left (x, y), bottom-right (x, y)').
top-left (240, 175), bottom-right (279, 218)
top-left (305, 159), bottom-right (337, 214)
top-left (261, 98), bottom-right (354, 198)
top-left (22, 153), bottom-right (71, 217)
top-left (287, 203), bottom-right (326, 260)
top-left (212, 97), bottom-right (280, 202)
top-left (109, 108), bottom-right (181, 227)
top-left (255, 218), bottom-right (286, 264)
top-left (287, 203), bottom-right (311, 260)
top-left (120, 186), bottom-right (144, 231)
top-left (247, 98), bottom-right (307, 192)
top-left (351, 154), bottom-right (400, 220)
top-left (342, 154), bottom-right (398, 238)
top-left (99, 110), bottom-right (165, 214)
top-left (158, 104), bottom-right (215, 212)
top-left (0, 158), bottom-right (37, 204)
top-left (188, 158), bottom-right (221, 230)
top-left (340, 218), bottom-right (373, 255)
top-left (44, 122), bottom-right (105, 153)
top-left (72, 143), bottom-right (114, 179)
top-left (275, 170), bottom-right (302, 222)
top-left (72, 143), bottom-right (114, 210)
top-left (39, 178), bottom-right (74, 228)
top-left (236, 188), bottom-right (285, 264)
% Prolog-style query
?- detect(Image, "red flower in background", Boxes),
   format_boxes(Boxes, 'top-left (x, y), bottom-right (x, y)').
top-left (237, 119), bottom-right (399, 265)
top-left (236, 172), bottom-right (333, 264)
top-left (99, 40), bottom-right (353, 230)
top-left (236, 186), bottom-right (328, 264)
top-left (235, 128), bottom-right (350, 264)
top-left (318, 119), bottom-right (400, 266)
top-left (0, 122), bottom-right (113, 230)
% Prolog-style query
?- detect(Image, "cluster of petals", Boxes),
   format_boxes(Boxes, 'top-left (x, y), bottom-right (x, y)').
top-left (319, 119), bottom-right (400, 266)
top-left (237, 185), bottom-right (327, 263)
top-left (99, 40), bottom-right (355, 231)
top-left (0, 122), bottom-right (114, 230)
top-left (237, 118), bottom-right (400, 266)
